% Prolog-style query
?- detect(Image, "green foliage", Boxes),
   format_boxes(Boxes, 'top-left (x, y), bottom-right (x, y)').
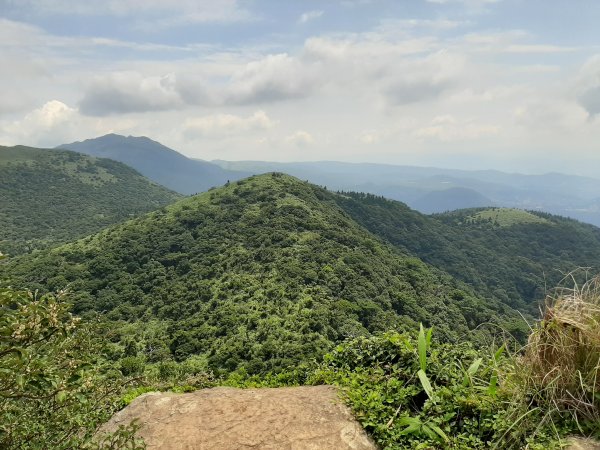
top-left (335, 193), bottom-right (600, 313)
top-left (1, 174), bottom-right (517, 375)
top-left (120, 387), bottom-right (157, 407)
top-left (0, 145), bottom-right (180, 256)
top-left (92, 420), bottom-right (145, 450)
top-left (311, 330), bottom-right (574, 449)
top-left (119, 357), bottom-right (146, 377)
top-left (0, 288), bottom-right (143, 449)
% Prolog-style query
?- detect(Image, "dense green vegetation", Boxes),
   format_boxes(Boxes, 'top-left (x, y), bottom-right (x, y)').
top-left (3, 171), bottom-right (600, 448)
top-left (312, 277), bottom-right (600, 449)
top-left (0, 145), bottom-right (181, 256)
top-left (312, 329), bottom-right (571, 449)
top-left (0, 173), bottom-right (522, 376)
top-left (0, 287), bottom-right (143, 449)
top-left (335, 194), bottom-right (600, 312)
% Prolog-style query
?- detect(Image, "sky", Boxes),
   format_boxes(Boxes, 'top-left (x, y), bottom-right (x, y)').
top-left (1, 0), bottom-right (600, 176)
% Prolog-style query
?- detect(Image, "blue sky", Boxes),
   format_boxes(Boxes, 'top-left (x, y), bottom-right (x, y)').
top-left (1, 0), bottom-right (600, 175)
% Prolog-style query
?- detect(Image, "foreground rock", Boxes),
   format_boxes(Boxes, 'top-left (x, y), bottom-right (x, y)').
top-left (567, 437), bottom-right (600, 450)
top-left (102, 385), bottom-right (377, 450)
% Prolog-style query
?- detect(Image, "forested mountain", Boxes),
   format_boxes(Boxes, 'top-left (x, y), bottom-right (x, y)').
top-left (59, 134), bottom-right (249, 195)
top-left (0, 173), bottom-right (523, 375)
top-left (0, 145), bottom-right (182, 256)
top-left (335, 194), bottom-right (600, 312)
top-left (215, 159), bottom-right (600, 226)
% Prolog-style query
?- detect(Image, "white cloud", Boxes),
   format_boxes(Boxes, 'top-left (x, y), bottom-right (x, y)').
top-left (513, 99), bottom-right (588, 131)
top-left (79, 72), bottom-right (183, 116)
top-left (285, 130), bottom-right (314, 146)
top-left (3, 0), bottom-right (253, 25)
top-left (504, 44), bottom-right (576, 54)
top-left (225, 53), bottom-right (321, 104)
top-left (0, 100), bottom-right (78, 146)
top-left (413, 115), bottom-right (500, 141)
top-left (576, 55), bottom-right (600, 117)
top-left (298, 10), bottom-right (324, 24)
top-left (182, 110), bottom-right (276, 138)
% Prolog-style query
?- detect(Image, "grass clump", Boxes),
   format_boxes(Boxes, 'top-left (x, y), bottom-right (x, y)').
top-left (522, 275), bottom-right (600, 427)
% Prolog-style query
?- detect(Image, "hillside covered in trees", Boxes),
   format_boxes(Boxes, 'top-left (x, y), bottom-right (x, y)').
top-left (0, 173), bottom-right (524, 375)
top-left (0, 145), bottom-right (182, 256)
top-left (335, 194), bottom-right (600, 312)
top-left (3, 173), bottom-right (600, 449)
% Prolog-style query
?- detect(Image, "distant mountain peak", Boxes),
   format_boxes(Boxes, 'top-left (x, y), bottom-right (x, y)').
top-left (58, 135), bottom-right (249, 195)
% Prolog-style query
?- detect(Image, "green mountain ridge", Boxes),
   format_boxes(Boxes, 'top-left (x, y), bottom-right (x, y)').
top-left (0, 173), bottom-right (521, 375)
top-left (0, 145), bottom-right (182, 256)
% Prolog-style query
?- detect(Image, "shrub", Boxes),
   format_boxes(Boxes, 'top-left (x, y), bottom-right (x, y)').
top-left (157, 361), bottom-right (182, 381)
top-left (0, 288), bottom-right (144, 449)
top-left (119, 356), bottom-right (146, 377)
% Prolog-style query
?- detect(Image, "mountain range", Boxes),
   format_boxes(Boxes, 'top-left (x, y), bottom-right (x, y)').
top-left (59, 134), bottom-right (600, 226)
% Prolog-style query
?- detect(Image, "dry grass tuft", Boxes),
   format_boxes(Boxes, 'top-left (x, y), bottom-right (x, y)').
top-left (523, 275), bottom-right (600, 421)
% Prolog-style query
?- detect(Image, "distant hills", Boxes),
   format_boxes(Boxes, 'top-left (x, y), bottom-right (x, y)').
top-left (56, 134), bottom-right (600, 226)
top-left (0, 145), bottom-right (181, 256)
top-left (214, 160), bottom-right (600, 226)
top-left (59, 134), bottom-right (249, 195)
top-left (0, 173), bottom-right (522, 374)
top-left (412, 186), bottom-right (493, 214)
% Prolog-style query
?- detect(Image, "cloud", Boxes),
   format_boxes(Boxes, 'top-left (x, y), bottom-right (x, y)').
top-left (504, 44), bottom-right (576, 54)
top-left (3, 0), bottom-right (253, 25)
top-left (413, 115), bottom-right (500, 141)
top-left (381, 51), bottom-right (465, 106)
top-left (182, 110), bottom-right (276, 138)
top-left (513, 98), bottom-right (588, 131)
top-left (576, 55), bottom-right (600, 117)
top-left (0, 100), bottom-right (79, 146)
top-left (285, 130), bottom-right (314, 146)
top-left (298, 10), bottom-right (324, 24)
top-left (225, 53), bottom-right (321, 104)
top-left (79, 72), bottom-right (182, 116)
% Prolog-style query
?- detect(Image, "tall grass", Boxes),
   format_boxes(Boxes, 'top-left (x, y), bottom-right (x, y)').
top-left (523, 275), bottom-right (600, 425)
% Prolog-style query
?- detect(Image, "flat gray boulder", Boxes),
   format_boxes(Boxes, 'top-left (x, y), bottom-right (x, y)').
top-left (102, 385), bottom-right (377, 450)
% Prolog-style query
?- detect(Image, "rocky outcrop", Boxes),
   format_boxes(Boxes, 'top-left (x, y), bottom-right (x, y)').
top-left (567, 437), bottom-right (600, 450)
top-left (102, 385), bottom-right (377, 450)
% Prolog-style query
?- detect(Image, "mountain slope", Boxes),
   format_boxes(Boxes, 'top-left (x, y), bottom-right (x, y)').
top-left (334, 194), bottom-right (600, 311)
top-left (59, 134), bottom-right (249, 195)
top-left (0, 174), bottom-right (521, 374)
top-left (0, 145), bottom-right (182, 256)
